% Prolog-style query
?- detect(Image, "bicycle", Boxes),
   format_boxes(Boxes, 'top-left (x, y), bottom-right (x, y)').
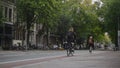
top-left (66, 42), bottom-right (74, 56)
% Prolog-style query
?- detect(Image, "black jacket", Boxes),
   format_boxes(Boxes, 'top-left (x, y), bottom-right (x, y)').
top-left (66, 31), bottom-right (76, 43)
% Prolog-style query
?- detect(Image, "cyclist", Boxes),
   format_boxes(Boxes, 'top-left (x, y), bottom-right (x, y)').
top-left (66, 27), bottom-right (76, 56)
top-left (87, 35), bottom-right (94, 53)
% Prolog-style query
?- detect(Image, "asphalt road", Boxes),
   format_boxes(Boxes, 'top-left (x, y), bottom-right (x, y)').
top-left (0, 50), bottom-right (120, 68)
top-left (0, 50), bottom-right (67, 63)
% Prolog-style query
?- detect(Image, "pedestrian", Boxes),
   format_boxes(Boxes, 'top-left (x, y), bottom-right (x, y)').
top-left (87, 35), bottom-right (94, 53)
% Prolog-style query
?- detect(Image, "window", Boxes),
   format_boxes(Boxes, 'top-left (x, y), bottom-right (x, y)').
top-left (9, 8), bottom-right (12, 22)
top-left (0, 6), bottom-right (3, 18)
top-left (5, 7), bottom-right (8, 18)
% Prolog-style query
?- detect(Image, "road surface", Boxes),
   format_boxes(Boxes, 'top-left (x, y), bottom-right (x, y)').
top-left (0, 50), bottom-right (120, 68)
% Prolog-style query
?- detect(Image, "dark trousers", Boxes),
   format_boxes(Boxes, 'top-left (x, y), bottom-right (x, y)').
top-left (88, 44), bottom-right (94, 50)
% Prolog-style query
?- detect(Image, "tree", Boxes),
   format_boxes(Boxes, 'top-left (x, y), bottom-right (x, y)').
top-left (69, 0), bottom-right (102, 41)
top-left (53, 0), bottom-right (105, 42)
top-left (17, 0), bottom-right (37, 50)
top-left (50, 0), bottom-right (79, 39)
top-left (103, 0), bottom-right (120, 46)
top-left (54, 0), bottom-right (112, 45)
top-left (16, 0), bottom-right (60, 49)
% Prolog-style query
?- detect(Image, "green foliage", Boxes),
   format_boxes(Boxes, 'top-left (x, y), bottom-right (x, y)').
top-left (17, 0), bottom-right (36, 24)
top-left (16, 0), bottom-right (61, 47)
top-left (104, 0), bottom-right (120, 44)
top-left (66, 0), bottom-right (103, 40)
top-left (16, 0), bottom-right (118, 44)
top-left (17, 0), bottom-right (59, 25)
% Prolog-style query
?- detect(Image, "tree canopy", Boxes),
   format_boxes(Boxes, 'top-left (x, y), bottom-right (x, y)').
top-left (16, 0), bottom-right (61, 48)
top-left (103, 0), bottom-right (120, 45)
top-left (16, 0), bottom-right (119, 45)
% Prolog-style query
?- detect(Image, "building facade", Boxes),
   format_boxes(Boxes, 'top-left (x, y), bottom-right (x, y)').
top-left (0, 0), bottom-right (59, 50)
top-left (0, 0), bottom-right (16, 49)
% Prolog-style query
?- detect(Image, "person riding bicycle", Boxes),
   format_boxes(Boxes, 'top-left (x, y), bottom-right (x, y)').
top-left (66, 27), bottom-right (76, 52)
top-left (87, 35), bottom-right (94, 52)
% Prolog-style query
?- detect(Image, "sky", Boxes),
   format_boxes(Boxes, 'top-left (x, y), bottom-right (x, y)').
top-left (92, 0), bottom-right (103, 7)
top-left (92, 0), bottom-right (100, 4)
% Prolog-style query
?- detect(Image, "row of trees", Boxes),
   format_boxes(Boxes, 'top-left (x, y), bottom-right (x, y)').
top-left (54, 0), bottom-right (105, 42)
top-left (0, 0), bottom-right (118, 47)
top-left (16, 0), bottom-right (119, 46)
top-left (16, 0), bottom-right (61, 48)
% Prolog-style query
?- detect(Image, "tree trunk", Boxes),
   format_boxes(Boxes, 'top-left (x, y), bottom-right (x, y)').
top-left (45, 23), bottom-right (51, 49)
top-left (25, 22), bottom-right (31, 50)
